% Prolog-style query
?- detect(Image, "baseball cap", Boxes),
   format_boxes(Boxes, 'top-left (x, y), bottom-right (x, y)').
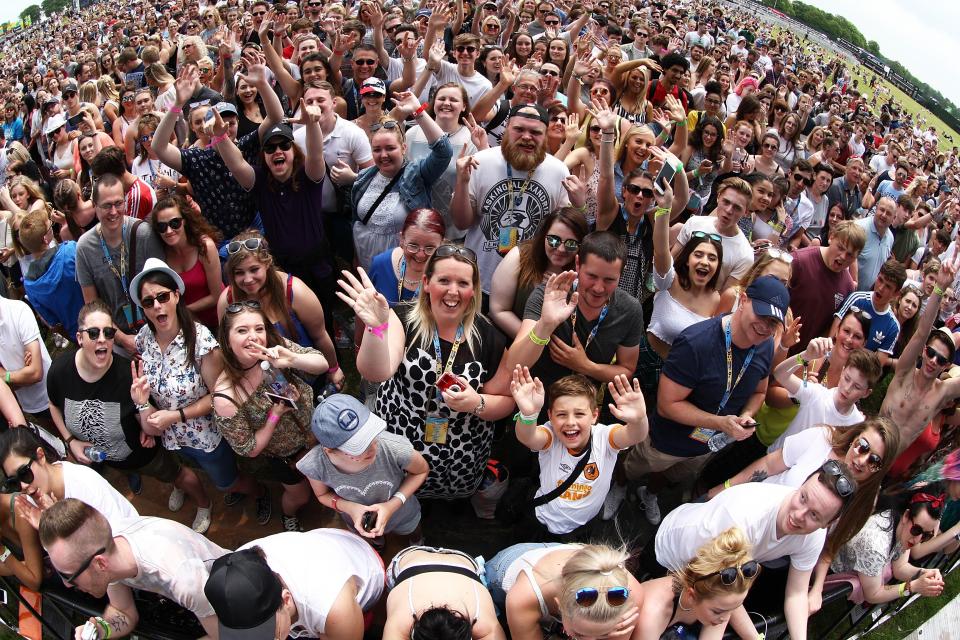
top-left (205, 549), bottom-right (283, 640)
top-left (360, 78), bottom-right (386, 96)
top-left (213, 101), bottom-right (238, 117)
top-left (415, 8), bottom-right (431, 19)
top-left (261, 122), bottom-right (294, 144)
top-left (62, 79), bottom-right (79, 95)
top-left (745, 275), bottom-right (790, 325)
top-left (311, 393), bottom-right (386, 456)
top-left (509, 103), bottom-right (549, 126)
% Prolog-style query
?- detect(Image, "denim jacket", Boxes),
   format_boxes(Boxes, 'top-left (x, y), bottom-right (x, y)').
top-left (350, 134), bottom-right (453, 218)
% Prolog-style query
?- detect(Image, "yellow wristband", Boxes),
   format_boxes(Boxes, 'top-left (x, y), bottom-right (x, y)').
top-left (723, 479), bottom-right (732, 490)
top-left (934, 285), bottom-right (945, 297)
top-left (898, 582), bottom-right (906, 597)
top-left (654, 207), bottom-right (670, 219)
top-left (528, 328), bottom-right (549, 346)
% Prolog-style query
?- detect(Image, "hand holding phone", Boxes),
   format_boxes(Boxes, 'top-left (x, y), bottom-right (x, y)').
top-left (437, 372), bottom-right (463, 394)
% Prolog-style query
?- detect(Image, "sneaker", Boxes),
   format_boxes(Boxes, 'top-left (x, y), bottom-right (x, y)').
top-left (637, 486), bottom-right (661, 525)
top-left (255, 486), bottom-right (272, 525)
top-left (281, 514), bottom-right (303, 532)
top-left (168, 487), bottom-right (185, 513)
top-left (601, 482), bottom-right (626, 521)
top-left (192, 506), bottom-right (212, 534)
top-left (127, 473), bottom-right (143, 495)
top-left (223, 492), bottom-right (244, 507)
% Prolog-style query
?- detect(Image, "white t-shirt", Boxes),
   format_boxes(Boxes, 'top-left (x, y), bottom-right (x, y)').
top-left (238, 529), bottom-right (385, 637)
top-left (464, 148), bottom-right (572, 291)
top-left (130, 157), bottom-right (181, 195)
top-left (116, 516), bottom-right (229, 620)
top-left (0, 297), bottom-right (51, 413)
top-left (386, 57), bottom-right (430, 106)
top-left (869, 154), bottom-right (893, 176)
top-left (293, 116), bottom-right (373, 213)
top-left (655, 483), bottom-right (825, 572)
top-left (764, 426), bottom-right (833, 488)
top-left (534, 423), bottom-right (624, 535)
top-left (675, 216), bottom-right (753, 287)
top-left (434, 61), bottom-right (492, 108)
top-left (61, 461), bottom-right (138, 525)
top-left (768, 384), bottom-right (864, 453)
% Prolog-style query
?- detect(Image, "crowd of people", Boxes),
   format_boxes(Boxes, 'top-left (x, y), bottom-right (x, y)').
top-left (0, 0), bottom-right (959, 638)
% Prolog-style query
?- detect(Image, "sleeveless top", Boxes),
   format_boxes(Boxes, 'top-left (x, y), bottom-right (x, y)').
top-left (226, 275), bottom-right (312, 347)
top-left (177, 255), bottom-right (220, 330)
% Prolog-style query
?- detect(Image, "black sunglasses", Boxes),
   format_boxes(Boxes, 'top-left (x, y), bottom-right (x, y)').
top-left (692, 230), bottom-right (722, 243)
top-left (792, 173), bottom-right (814, 187)
top-left (925, 345), bottom-right (950, 366)
top-left (263, 140), bottom-right (293, 154)
top-left (821, 459), bottom-right (855, 498)
top-left (908, 516), bottom-right (936, 542)
top-left (456, 45), bottom-right (478, 53)
top-left (546, 235), bottom-right (579, 252)
top-left (141, 290), bottom-right (174, 308)
top-left (589, 125), bottom-right (602, 133)
top-left (354, 58), bottom-right (378, 66)
top-left (2, 457), bottom-right (35, 494)
top-left (541, 69), bottom-right (560, 77)
top-left (57, 546), bottom-right (107, 586)
top-left (851, 437), bottom-right (884, 473)
top-left (695, 560), bottom-right (760, 585)
top-left (624, 183), bottom-right (654, 198)
top-left (227, 238), bottom-right (263, 254)
top-left (434, 244), bottom-right (477, 262)
top-left (155, 217), bottom-right (183, 233)
top-left (370, 120), bottom-right (401, 133)
top-left (81, 326), bottom-right (118, 340)
top-left (226, 300), bottom-right (262, 314)
top-left (574, 586), bottom-right (629, 607)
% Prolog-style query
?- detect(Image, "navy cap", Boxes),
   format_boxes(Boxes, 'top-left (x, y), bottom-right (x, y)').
top-left (746, 275), bottom-right (790, 325)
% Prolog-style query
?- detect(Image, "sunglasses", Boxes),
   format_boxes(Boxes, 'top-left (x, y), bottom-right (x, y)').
top-left (434, 244), bottom-right (477, 262)
top-left (695, 560), bottom-right (760, 585)
top-left (624, 183), bottom-right (654, 198)
top-left (139, 134), bottom-right (155, 143)
top-left (354, 58), bottom-right (378, 66)
top-left (544, 20), bottom-right (560, 26)
top-left (456, 45), bottom-right (478, 53)
top-left (141, 290), bottom-right (174, 308)
top-left (550, 116), bottom-right (567, 124)
top-left (484, 23), bottom-right (500, 29)
top-left (546, 235), bottom-right (579, 252)
top-left (574, 586), bottom-right (629, 607)
top-left (766, 247), bottom-right (793, 264)
top-left (908, 516), bottom-right (936, 542)
top-left (775, 106), bottom-right (787, 112)
top-left (851, 437), bottom-right (884, 472)
top-left (370, 120), bottom-right (401, 133)
top-left (252, 10), bottom-right (266, 16)
top-left (81, 326), bottom-right (118, 340)
top-left (821, 459), bottom-right (855, 498)
top-left (57, 546), bottom-right (107, 586)
top-left (792, 174), bottom-right (814, 187)
top-left (226, 300), bottom-right (262, 314)
top-left (263, 140), bottom-right (293, 154)
top-left (2, 457), bottom-right (35, 493)
top-left (227, 238), bottom-right (264, 254)
top-left (541, 69), bottom-right (560, 77)
top-left (155, 217), bottom-right (184, 233)
top-left (762, 143), bottom-right (778, 151)
top-left (122, 95), bottom-right (136, 102)
top-left (692, 230), bottom-right (723, 243)
top-left (925, 345), bottom-right (950, 366)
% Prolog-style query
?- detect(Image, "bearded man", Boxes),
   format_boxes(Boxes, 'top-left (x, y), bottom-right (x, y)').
top-left (452, 104), bottom-right (587, 292)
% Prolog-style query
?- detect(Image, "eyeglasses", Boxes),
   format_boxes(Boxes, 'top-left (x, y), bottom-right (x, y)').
top-left (766, 247), bottom-right (793, 264)
top-left (546, 235), bottom-right (579, 252)
top-left (434, 244), bottom-right (477, 262)
top-left (354, 58), bottom-right (378, 66)
top-left (574, 586), bottom-right (629, 607)
top-left (405, 242), bottom-right (437, 255)
top-left (762, 143), bottom-right (778, 151)
top-left (636, 32), bottom-right (649, 37)
top-left (515, 83), bottom-right (539, 94)
top-left (692, 230), bottom-right (723, 243)
top-left (141, 290), bottom-right (174, 308)
top-left (456, 45), bottom-right (478, 53)
top-left (57, 546), bottom-right (107, 586)
top-left (821, 459), bottom-right (855, 498)
top-left (925, 345), bottom-right (950, 366)
top-left (226, 300), bottom-right (262, 314)
top-left (155, 217), bottom-right (184, 233)
top-left (851, 437), bottom-right (884, 472)
top-left (792, 174), bottom-right (813, 187)
top-left (263, 140), bottom-right (293, 154)
top-left (81, 326), bottom-right (118, 340)
top-left (370, 120), bottom-right (401, 133)
top-left (227, 237), bottom-right (264, 254)
top-left (624, 183), bottom-right (654, 198)
top-left (908, 516), bottom-right (936, 542)
top-left (694, 560), bottom-right (760, 585)
top-left (2, 457), bottom-right (35, 493)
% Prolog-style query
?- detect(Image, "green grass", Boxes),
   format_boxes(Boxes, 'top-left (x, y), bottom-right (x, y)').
top-left (858, 561), bottom-right (960, 640)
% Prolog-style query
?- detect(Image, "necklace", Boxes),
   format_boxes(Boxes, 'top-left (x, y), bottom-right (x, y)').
top-left (241, 359), bottom-right (260, 371)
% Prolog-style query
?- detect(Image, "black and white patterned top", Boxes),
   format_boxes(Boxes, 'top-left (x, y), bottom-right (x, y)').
top-left (831, 510), bottom-right (902, 577)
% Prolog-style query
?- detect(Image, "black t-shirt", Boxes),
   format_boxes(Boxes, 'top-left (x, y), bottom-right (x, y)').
top-left (46, 352), bottom-right (157, 470)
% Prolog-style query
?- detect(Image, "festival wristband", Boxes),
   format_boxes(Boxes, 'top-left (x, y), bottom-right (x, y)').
top-left (413, 103), bottom-right (428, 118)
top-left (208, 133), bottom-right (228, 147)
top-left (0, 546), bottom-right (10, 563)
top-left (898, 582), bottom-right (907, 598)
top-left (179, 408), bottom-right (187, 423)
top-left (95, 617), bottom-right (111, 640)
top-left (331, 496), bottom-right (340, 512)
top-left (934, 285), bottom-right (945, 297)
top-left (327, 365), bottom-right (340, 374)
top-left (723, 479), bottom-right (732, 490)
top-left (135, 402), bottom-right (151, 412)
top-left (367, 321), bottom-right (389, 339)
top-left (266, 412), bottom-right (280, 425)
top-left (168, 105), bottom-right (183, 114)
top-left (4, 372), bottom-right (9, 384)
top-left (513, 411), bottom-right (538, 425)
top-left (654, 207), bottom-right (670, 219)
top-left (528, 328), bottom-right (549, 346)
top-left (692, 168), bottom-right (699, 179)
top-left (795, 353), bottom-right (808, 366)
top-left (392, 491), bottom-right (407, 505)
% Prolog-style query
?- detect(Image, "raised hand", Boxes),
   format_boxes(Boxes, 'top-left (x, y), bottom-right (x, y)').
top-left (336, 268), bottom-right (390, 328)
top-left (803, 336), bottom-right (833, 362)
top-left (130, 360), bottom-right (151, 406)
top-left (607, 375), bottom-right (646, 424)
top-left (174, 64), bottom-right (200, 106)
top-left (465, 114), bottom-right (489, 150)
top-left (510, 365), bottom-right (545, 416)
top-left (456, 145), bottom-right (479, 183)
top-left (586, 98), bottom-right (616, 132)
top-left (257, 8), bottom-right (276, 38)
top-left (562, 165), bottom-right (587, 208)
top-left (428, 39), bottom-right (446, 66)
top-left (289, 97), bottom-right (321, 125)
top-left (936, 252), bottom-right (960, 289)
top-left (663, 94), bottom-right (686, 122)
top-left (367, 2), bottom-right (384, 29)
top-left (392, 91), bottom-right (422, 118)
top-left (781, 315), bottom-right (802, 351)
top-left (540, 271), bottom-right (579, 329)
top-left (564, 112), bottom-right (581, 142)
top-left (237, 51), bottom-right (266, 86)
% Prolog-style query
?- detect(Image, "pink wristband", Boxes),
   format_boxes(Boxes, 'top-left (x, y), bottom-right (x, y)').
top-left (327, 365), bottom-right (340, 374)
top-left (168, 105), bottom-right (183, 114)
top-left (367, 321), bottom-right (389, 339)
top-left (266, 412), bottom-right (280, 425)
top-left (208, 133), bottom-right (228, 148)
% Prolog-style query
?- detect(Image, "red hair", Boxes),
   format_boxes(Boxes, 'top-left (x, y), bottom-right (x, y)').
top-left (402, 208), bottom-right (446, 238)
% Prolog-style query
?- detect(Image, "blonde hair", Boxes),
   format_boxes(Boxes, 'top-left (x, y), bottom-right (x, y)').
top-left (97, 75), bottom-right (119, 103)
top-left (557, 545), bottom-right (631, 624)
top-left (404, 248), bottom-right (482, 355)
top-left (79, 80), bottom-right (98, 105)
top-left (673, 527), bottom-right (756, 600)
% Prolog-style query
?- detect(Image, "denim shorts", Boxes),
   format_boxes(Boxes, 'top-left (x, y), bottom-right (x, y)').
top-left (176, 439), bottom-right (239, 491)
top-left (485, 542), bottom-right (561, 609)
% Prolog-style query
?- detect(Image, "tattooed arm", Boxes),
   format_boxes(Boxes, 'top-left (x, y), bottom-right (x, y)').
top-left (706, 448), bottom-right (788, 498)
top-left (98, 584), bottom-right (139, 639)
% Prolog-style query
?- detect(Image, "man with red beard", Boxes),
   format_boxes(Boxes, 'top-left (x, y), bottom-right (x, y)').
top-left (452, 104), bottom-right (586, 292)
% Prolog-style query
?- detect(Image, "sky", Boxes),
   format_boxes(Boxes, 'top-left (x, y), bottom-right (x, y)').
top-left (1, 0), bottom-right (958, 105)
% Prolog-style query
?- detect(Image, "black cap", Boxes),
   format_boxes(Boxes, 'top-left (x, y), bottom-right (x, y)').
top-left (261, 122), bottom-right (294, 144)
top-left (508, 103), bottom-right (549, 126)
top-left (205, 549), bottom-right (283, 640)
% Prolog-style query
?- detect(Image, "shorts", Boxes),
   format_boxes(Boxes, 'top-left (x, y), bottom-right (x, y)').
top-left (263, 453), bottom-right (307, 486)
top-left (176, 439), bottom-right (239, 491)
top-left (137, 446), bottom-right (182, 484)
top-left (623, 436), bottom-right (712, 484)
top-left (485, 543), bottom-right (561, 609)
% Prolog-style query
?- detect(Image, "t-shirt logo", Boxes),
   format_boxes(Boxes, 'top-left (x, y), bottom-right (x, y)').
top-left (479, 177), bottom-right (551, 254)
top-left (337, 409), bottom-right (360, 432)
top-left (583, 462), bottom-right (599, 481)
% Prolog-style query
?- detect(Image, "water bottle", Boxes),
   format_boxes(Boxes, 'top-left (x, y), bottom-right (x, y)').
top-left (707, 431), bottom-right (735, 452)
top-left (261, 361), bottom-right (290, 395)
top-left (321, 382), bottom-right (339, 400)
top-left (84, 446), bottom-right (107, 463)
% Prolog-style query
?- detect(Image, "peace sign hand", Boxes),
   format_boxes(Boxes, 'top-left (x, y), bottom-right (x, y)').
top-left (130, 360), bottom-right (151, 406)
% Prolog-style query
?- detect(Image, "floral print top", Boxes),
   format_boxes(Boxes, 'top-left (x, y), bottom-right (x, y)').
top-left (136, 322), bottom-right (221, 453)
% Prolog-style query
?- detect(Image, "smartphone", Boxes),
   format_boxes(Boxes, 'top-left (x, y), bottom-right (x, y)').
top-left (67, 112), bottom-right (84, 128)
top-left (204, 108), bottom-right (215, 122)
top-left (264, 391), bottom-right (297, 409)
top-left (361, 510), bottom-right (377, 532)
top-left (686, 192), bottom-right (702, 212)
top-left (437, 372), bottom-right (463, 394)
top-left (654, 161), bottom-right (676, 194)
top-left (741, 421), bottom-right (758, 429)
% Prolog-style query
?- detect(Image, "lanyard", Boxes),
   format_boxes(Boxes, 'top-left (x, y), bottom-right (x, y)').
top-left (506, 164), bottom-right (534, 208)
top-left (620, 205), bottom-right (645, 239)
top-left (98, 221), bottom-right (128, 290)
top-left (433, 325), bottom-right (464, 400)
top-left (396, 256), bottom-right (420, 301)
top-left (719, 316), bottom-right (755, 413)
top-left (570, 304), bottom-right (608, 351)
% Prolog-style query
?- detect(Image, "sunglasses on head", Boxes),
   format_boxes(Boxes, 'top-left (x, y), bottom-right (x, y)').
top-left (2, 457), bottom-right (35, 494)
top-left (821, 459), bottom-right (855, 498)
top-left (81, 326), bottom-right (117, 340)
top-left (695, 560), bottom-right (760, 585)
top-left (624, 183), bottom-right (654, 198)
top-left (456, 45), bottom-right (478, 53)
top-left (692, 230), bottom-right (722, 243)
top-left (57, 546), bottom-right (107, 586)
top-left (263, 140), bottom-right (293, 154)
top-left (226, 300), bottom-right (262, 314)
top-left (574, 586), bottom-right (629, 607)
top-left (141, 290), bottom-right (173, 308)
top-left (766, 247), bottom-right (793, 264)
top-left (155, 217), bottom-right (183, 233)
top-left (546, 235), bottom-right (579, 252)
top-left (925, 345), bottom-right (950, 366)
top-left (370, 120), bottom-right (401, 133)
top-left (851, 437), bottom-right (883, 472)
top-left (434, 244), bottom-right (477, 262)
top-left (227, 237), bottom-right (264, 254)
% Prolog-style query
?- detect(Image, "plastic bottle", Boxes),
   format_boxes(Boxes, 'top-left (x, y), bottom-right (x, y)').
top-left (84, 446), bottom-right (107, 463)
top-left (261, 361), bottom-right (290, 395)
top-left (707, 431), bottom-right (735, 452)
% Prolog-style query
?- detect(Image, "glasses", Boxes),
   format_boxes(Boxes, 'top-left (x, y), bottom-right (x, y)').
top-left (541, 69), bottom-right (560, 77)
top-left (792, 174), bottom-right (814, 187)
top-left (546, 235), bottom-right (580, 252)
top-left (636, 32), bottom-right (649, 37)
top-left (821, 459), bottom-right (855, 498)
top-left (925, 345), bottom-right (950, 366)
top-left (515, 83), bottom-right (539, 94)
top-left (2, 457), bottom-right (35, 493)
top-left (766, 247), bottom-right (793, 264)
top-left (354, 58), bottom-right (378, 66)
top-left (484, 23), bottom-right (500, 30)
top-left (456, 45), bottom-right (477, 53)
top-left (692, 230), bottom-right (722, 243)
top-left (141, 290), bottom-right (173, 308)
top-left (370, 120), bottom-right (401, 133)
top-left (544, 20), bottom-right (560, 26)
top-left (694, 560), bottom-right (760, 585)
top-left (705, 97), bottom-right (722, 106)
top-left (263, 140), bottom-right (293, 154)
top-left (908, 516), bottom-right (936, 542)
top-left (155, 217), bottom-right (184, 233)
top-left (139, 134), bottom-right (155, 143)
top-left (63, 91), bottom-right (77, 99)
top-left (226, 300), bottom-right (262, 314)
top-left (775, 106), bottom-right (787, 112)
top-left (227, 238), bottom-right (264, 254)
top-left (122, 95), bottom-right (136, 102)
top-left (624, 184), bottom-right (654, 198)
top-left (405, 242), bottom-right (437, 255)
top-left (81, 326), bottom-right (118, 340)
top-left (57, 546), bottom-right (107, 586)
top-left (434, 244), bottom-right (477, 262)
top-left (851, 437), bottom-right (884, 472)
top-left (252, 10), bottom-right (266, 16)
top-left (762, 143), bottom-right (778, 150)
top-left (574, 586), bottom-right (629, 607)
top-left (97, 200), bottom-right (126, 212)
top-left (550, 116), bottom-right (567, 124)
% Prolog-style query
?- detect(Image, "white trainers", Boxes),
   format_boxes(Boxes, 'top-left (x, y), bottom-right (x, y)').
top-left (637, 486), bottom-right (661, 525)
top-left (168, 487), bottom-right (185, 512)
top-left (192, 506), bottom-right (212, 534)
top-left (602, 482), bottom-right (627, 521)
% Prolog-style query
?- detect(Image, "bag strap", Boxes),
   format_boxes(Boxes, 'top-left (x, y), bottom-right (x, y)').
top-left (127, 219), bottom-right (143, 279)
top-left (530, 435), bottom-right (593, 508)
top-left (484, 98), bottom-right (510, 134)
top-left (359, 170), bottom-right (404, 225)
